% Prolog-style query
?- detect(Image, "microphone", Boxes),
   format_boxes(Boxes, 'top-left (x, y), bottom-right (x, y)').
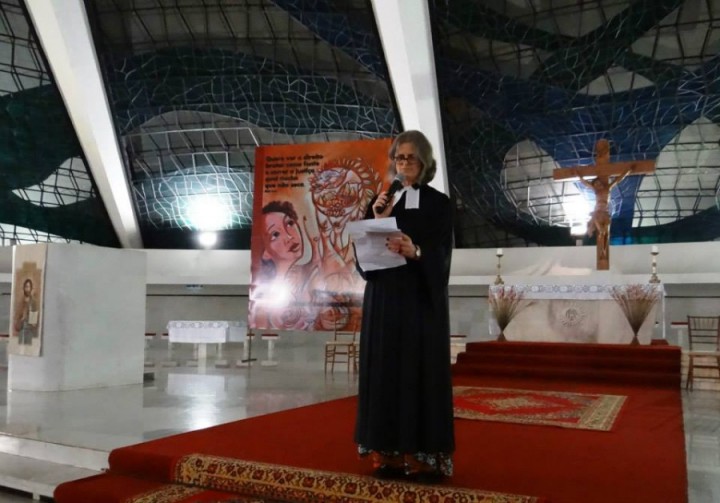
top-left (376, 174), bottom-right (406, 213)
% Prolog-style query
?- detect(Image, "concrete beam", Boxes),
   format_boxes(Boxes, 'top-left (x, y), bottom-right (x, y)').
top-left (25, 0), bottom-right (142, 248)
top-left (370, 0), bottom-right (448, 194)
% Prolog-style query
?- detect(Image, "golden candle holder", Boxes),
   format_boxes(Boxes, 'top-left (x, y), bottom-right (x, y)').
top-left (649, 246), bottom-right (660, 284)
top-left (494, 248), bottom-right (504, 286)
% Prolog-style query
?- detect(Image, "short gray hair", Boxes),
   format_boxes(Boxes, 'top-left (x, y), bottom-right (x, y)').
top-left (388, 130), bottom-right (437, 185)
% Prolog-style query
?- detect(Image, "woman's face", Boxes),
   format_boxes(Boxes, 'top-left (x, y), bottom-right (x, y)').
top-left (262, 211), bottom-right (303, 264)
top-left (393, 142), bottom-right (422, 186)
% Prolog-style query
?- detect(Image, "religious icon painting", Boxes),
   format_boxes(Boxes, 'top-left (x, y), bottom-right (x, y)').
top-left (9, 244), bottom-right (48, 357)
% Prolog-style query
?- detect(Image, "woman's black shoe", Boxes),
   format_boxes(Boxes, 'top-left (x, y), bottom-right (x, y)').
top-left (373, 465), bottom-right (405, 479)
top-left (406, 471), bottom-right (446, 484)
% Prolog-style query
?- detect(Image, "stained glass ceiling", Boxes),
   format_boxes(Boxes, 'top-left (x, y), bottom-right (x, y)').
top-left (2, 0), bottom-right (720, 249)
top-left (0, 0), bottom-right (118, 246)
top-left (432, 0), bottom-right (720, 247)
top-left (87, 0), bottom-right (398, 249)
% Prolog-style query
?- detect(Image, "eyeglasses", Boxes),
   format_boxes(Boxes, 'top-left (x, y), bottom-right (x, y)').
top-left (392, 154), bottom-right (419, 165)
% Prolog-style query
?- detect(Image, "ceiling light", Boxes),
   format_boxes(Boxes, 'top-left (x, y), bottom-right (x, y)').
top-left (197, 231), bottom-right (218, 248)
top-left (570, 224), bottom-right (587, 236)
top-left (186, 195), bottom-right (231, 231)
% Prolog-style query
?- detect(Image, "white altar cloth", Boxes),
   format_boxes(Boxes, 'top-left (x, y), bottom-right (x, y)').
top-left (167, 321), bottom-right (247, 344)
top-left (489, 284), bottom-right (665, 345)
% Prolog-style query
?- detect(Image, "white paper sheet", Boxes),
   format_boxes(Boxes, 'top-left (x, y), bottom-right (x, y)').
top-left (347, 218), bottom-right (407, 271)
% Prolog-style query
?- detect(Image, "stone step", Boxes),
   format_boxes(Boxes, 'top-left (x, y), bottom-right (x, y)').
top-left (0, 434), bottom-right (108, 471)
top-left (0, 451), bottom-right (100, 500)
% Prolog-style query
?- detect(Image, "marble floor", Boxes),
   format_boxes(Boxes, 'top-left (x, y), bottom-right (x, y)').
top-left (0, 335), bottom-right (716, 502)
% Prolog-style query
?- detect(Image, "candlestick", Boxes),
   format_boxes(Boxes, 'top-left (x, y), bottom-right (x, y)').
top-left (649, 247), bottom-right (660, 284)
top-left (494, 250), bottom-right (504, 285)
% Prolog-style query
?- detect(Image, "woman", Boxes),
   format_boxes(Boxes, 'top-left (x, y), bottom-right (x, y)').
top-left (259, 200), bottom-right (306, 280)
top-left (252, 201), bottom-right (319, 329)
top-left (354, 130), bottom-right (455, 480)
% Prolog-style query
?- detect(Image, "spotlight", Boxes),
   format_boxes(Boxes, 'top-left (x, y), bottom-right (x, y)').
top-left (197, 231), bottom-right (218, 248)
top-left (251, 282), bottom-right (291, 308)
top-left (571, 224), bottom-right (587, 236)
top-left (186, 195), bottom-right (231, 231)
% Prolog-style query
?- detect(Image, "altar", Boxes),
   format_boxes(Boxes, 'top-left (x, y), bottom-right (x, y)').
top-left (489, 284), bottom-right (665, 345)
top-left (166, 321), bottom-right (247, 366)
top-left (167, 320), bottom-right (247, 344)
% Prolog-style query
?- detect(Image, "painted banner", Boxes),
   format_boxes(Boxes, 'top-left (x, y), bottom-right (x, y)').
top-left (9, 243), bottom-right (47, 356)
top-left (250, 138), bottom-right (392, 332)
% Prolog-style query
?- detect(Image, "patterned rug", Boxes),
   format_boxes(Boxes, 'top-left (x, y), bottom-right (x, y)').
top-left (126, 485), bottom-right (265, 502)
top-left (173, 454), bottom-right (542, 502)
top-left (453, 386), bottom-right (626, 431)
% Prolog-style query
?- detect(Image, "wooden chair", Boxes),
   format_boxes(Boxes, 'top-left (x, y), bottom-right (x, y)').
top-left (686, 315), bottom-right (720, 391)
top-left (450, 334), bottom-right (467, 363)
top-left (324, 330), bottom-right (358, 374)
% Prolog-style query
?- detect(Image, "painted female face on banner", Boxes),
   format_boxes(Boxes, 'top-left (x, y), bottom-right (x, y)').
top-left (261, 211), bottom-right (303, 269)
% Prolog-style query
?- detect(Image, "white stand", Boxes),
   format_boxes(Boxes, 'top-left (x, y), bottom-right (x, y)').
top-left (187, 343), bottom-right (208, 370)
top-left (261, 334), bottom-right (279, 367)
top-left (144, 333), bottom-right (155, 367)
top-left (671, 322), bottom-right (687, 349)
top-left (160, 333), bottom-right (177, 367)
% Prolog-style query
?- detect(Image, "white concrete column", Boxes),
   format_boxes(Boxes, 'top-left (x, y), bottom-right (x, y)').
top-left (25, 0), bottom-right (143, 248)
top-left (371, 0), bottom-right (449, 195)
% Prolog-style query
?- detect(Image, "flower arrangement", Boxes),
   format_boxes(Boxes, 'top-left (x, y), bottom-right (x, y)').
top-left (488, 286), bottom-right (526, 341)
top-left (610, 284), bottom-right (661, 345)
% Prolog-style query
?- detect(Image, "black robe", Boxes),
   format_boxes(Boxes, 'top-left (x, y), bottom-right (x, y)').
top-left (354, 184), bottom-right (455, 457)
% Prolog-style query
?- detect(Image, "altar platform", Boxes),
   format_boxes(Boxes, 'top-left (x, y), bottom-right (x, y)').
top-left (53, 340), bottom-right (686, 503)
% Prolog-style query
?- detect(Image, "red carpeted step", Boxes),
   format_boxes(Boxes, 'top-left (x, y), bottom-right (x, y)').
top-left (101, 383), bottom-right (685, 503)
top-left (454, 353), bottom-right (680, 375)
top-left (454, 341), bottom-right (682, 387)
top-left (452, 362), bottom-right (680, 387)
top-left (455, 350), bottom-right (680, 371)
top-left (54, 472), bottom-right (260, 503)
top-left (464, 340), bottom-right (679, 358)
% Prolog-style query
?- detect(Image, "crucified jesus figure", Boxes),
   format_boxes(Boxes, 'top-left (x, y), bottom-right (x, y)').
top-left (575, 167), bottom-right (631, 267)
top-left (553, 139), bottom-right (655, 270)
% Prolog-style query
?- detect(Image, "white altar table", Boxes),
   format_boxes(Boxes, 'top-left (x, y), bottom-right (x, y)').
top-left (489, 284), bottom-right (665, 345)
top-left (166, 321), bottom-right (247, 366)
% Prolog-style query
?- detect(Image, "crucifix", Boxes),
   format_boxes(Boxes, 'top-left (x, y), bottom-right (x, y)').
top-left (553, 139), bottom-right (655, 271)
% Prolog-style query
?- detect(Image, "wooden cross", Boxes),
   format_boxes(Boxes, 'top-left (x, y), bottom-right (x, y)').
top-left (553, 139), bottom-right (655, 271)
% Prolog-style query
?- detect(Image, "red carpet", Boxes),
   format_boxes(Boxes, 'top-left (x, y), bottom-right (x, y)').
top-left (55, 341), bottom-right (687, 503)
top-left (453, 386), bottom-right (626, 431)
top-left (52, 472), bottom-right (263, 502)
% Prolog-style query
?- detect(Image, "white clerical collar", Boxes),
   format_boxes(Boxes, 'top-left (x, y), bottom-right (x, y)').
top-left (393, 185), bottom-right (420, 209)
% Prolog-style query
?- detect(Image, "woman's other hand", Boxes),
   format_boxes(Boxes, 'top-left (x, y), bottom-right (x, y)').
top-left (386, 233), bottom-right (419, 259)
